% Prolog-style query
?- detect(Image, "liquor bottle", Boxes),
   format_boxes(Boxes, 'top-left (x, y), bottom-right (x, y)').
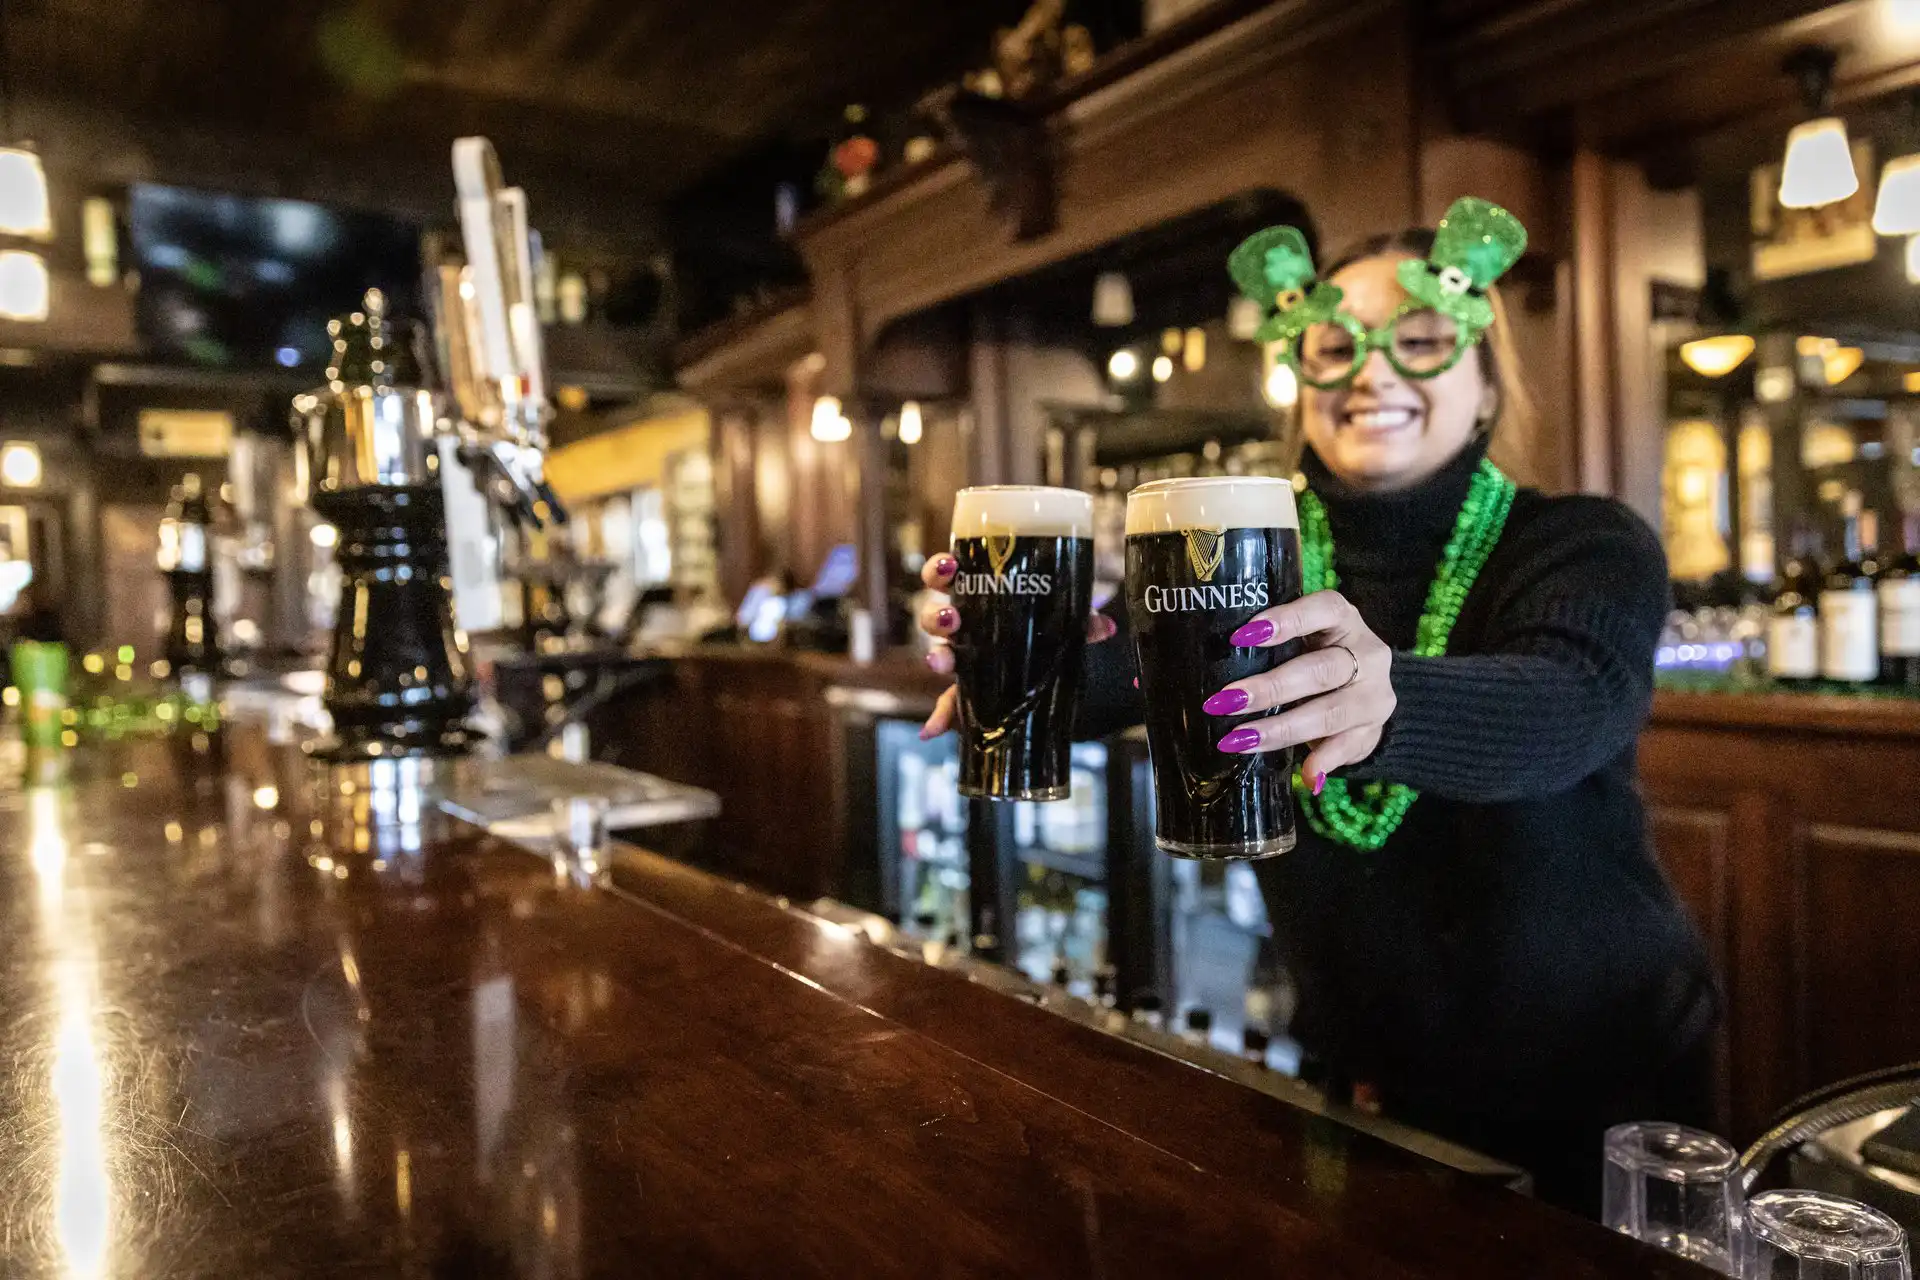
top-left (1879, 512), bottom-right (1920, 689)
top-left (1767, 523), bottom-right (1821, 685)
top-left (1820, 496), bottom-right (1879, 685)
top-left (159, 473), bottom-right (219, 678)
top-left (1128, 994), bottom-right (1165, 1032)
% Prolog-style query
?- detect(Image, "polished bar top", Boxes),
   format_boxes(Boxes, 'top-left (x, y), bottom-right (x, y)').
top-left (1651, 686), bottom-right (1920, 739)
top-left (0, 727), bottom-right (1710, 1277)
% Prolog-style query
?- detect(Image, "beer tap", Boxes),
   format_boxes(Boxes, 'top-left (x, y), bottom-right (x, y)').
top-left (448, 137), bottom-right (567, 532)
top-left (294, 137), bottom-right (564, 761)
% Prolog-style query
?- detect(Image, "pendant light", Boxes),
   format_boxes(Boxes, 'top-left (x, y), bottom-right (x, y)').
top-left (1778, 48), bottom-right (1858, 210)
top-left (0, 0), bottom-right (47, 323)
top-left (0, 247), bottom-right (46, 321)
top-left (1227, 295), bottom-right (1263, 341)
top-left (897, 400), bottom-right (923, 445)
top-left (1091, 271), bottom-right (1133, 327)
top-left (1874, 95), bottom-right (1920, 236)
top-left (1676, 271), bottom-right (1754, 380)
top-left (0, 147), bottom-right (47, 238)
top-left (809, 395), bottom-right (851, 442)
top-left (1680, 335), bottom-right (1756, 378)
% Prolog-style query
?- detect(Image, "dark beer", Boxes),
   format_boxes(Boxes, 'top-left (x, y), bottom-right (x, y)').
top-left (1125, 477), bottom-right (1302, 859)
top-left (948, 486), bottom-right (1095, 801)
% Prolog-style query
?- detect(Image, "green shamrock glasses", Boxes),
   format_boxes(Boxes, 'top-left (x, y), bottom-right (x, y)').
top-left (1230, 196), bottom-right (1529, 394)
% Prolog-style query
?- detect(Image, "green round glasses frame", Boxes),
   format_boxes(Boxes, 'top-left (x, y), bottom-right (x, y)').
top-left (1282, 302), bottom-right (1486, 390)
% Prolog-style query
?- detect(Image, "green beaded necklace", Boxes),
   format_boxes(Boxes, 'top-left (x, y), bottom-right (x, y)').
top-left (1292, 458), bottom-right (1517, 850)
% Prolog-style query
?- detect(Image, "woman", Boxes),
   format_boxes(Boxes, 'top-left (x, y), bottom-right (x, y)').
top-left (916, 201), bottom-right (1718, 1217)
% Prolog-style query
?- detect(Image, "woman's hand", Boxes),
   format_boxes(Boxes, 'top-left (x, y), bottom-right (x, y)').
top-left (916, 552), bottom-right (1118, 739)
top-left (1202, 590), bottom-right (1395, 790)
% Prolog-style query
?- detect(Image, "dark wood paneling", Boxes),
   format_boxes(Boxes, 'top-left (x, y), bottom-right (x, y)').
top-left (610, 650), bottom-right (947, 902)
top-left (1650, 805), bottom-right (1732, 994)
top-left (1798, 824), bottom-right (1920, 1089)
top-left (1641, 692), bottom-right (1920, 1141)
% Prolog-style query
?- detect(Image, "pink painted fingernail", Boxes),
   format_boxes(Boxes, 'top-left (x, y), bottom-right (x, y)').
top-left (1202, 688), bottom-right (1249, 716)
top-left (935, 607), bottom-right (957, 629)
top-left (1216, 728), bottom-right (1262, 753)
top-left (1132, 676), bottom-right (1139, 688)
top-left (1229, 619), bottom-right (1275, 647)
top-left (924, 651), bottom-right (940, 669)
top-left (1312, 771), bottom-right (1326, 796)
top-left (933, 554), bottom-right (957, 577)
top-left (1092, 612), bottom-right (1117, 639)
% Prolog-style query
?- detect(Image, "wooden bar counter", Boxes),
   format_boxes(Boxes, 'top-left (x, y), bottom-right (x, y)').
top-left (0, 724), bottom-right (1703, 1277)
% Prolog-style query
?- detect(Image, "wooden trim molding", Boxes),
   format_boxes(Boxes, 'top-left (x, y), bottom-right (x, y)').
top-left (793, 0), bottom-right (1416, 397)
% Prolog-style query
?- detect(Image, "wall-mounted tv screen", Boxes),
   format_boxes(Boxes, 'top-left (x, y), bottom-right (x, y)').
top-left (127, 184), bottom-right (422, 372)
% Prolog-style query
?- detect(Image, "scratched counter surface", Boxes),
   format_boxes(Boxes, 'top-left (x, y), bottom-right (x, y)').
top-left (0, 724), bottom-right (1712, 1278)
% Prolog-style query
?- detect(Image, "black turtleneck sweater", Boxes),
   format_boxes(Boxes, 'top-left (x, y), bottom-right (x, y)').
top-left (1079, 441), bottom-right (1718, 1213)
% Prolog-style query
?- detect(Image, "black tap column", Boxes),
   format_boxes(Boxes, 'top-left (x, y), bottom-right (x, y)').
top-left (302, 292), bottom-right (474, 762)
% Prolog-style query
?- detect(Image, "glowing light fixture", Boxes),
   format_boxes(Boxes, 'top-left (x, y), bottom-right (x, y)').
top-left (1107, 348), bottom-right (1140, 381)
top-left (310, 523), bottom-right (339, 549)
top-left (1680, 335), bottom-right (1756, 378)
top-left (1904, 371), bottom-right (1920, 393)
top-left (1263, 357), bottom-right (1299, 409)
top-left (1824, 345), bottom-right (1866, 385)
top-left (1091, 272), bottom-right (1133, 327)
top-left (1875, 153), bottom-right (1920, 234)
top-left (0, 441), bottom-right (39, 487)
top-left (0, 147), bottom-right (48, 238)
top-left (0, 250), bottom-right (47, 322)
top-left (1779, 49), bottom-right (1858, 210)
top-left (1151, 355), bottom-right (1174, 383)
top-left (1781, 119), bottom-right (1859, 208)
top-left (1227, 295), bottom-right (1263, 341)
top-left (898, 400), bottom-right (923, 445)
top-left (810, 394), bottom-right (851, 442)
top-left (81, 197), bottom-right (116, 286)
top-left (1182, 327), bottom-right (1207, 373)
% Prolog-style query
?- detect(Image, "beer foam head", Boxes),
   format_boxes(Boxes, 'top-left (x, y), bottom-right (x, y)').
top-left (1125, 476), bottom-right (1299, 535)
top-left (952, 485), bottom-right (1093, 539)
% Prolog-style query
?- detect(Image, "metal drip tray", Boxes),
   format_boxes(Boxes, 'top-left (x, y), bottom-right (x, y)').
top-left (438, 753), bottom-right (720, 840)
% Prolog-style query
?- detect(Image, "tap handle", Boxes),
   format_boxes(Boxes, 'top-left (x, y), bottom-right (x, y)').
top-left (456, 443), bottom-right (540, 529)
top-left (531, 477), bottom-right (569, 526)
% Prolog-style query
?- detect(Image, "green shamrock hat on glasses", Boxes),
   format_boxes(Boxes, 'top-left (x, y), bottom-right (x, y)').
top-left (1227, 226), bottom-right (1343, 344)
top-left (1396, 197), bottom-right (1527, 332)
top-left (1229, 196), bottom-right (1528, 374)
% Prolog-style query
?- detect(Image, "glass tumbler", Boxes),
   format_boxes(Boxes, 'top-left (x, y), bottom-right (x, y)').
top-left (1602, 1121), bottom-right (1743, 1275)
top-left (1741, 1190), bottom-right (1911, 1280)
top-left (552, 794), bottom-right (610, 885)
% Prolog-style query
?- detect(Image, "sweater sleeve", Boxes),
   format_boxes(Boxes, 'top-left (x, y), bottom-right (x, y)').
top-left (1346, 495), bottom-right (1669, 804)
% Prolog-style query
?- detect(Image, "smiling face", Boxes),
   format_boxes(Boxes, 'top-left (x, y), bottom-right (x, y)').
top-left (1298, 253), bottom-right (1495, 493)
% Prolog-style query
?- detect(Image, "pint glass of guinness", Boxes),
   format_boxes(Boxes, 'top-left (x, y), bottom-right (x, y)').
top-left (1125, 477), bottom-right (1303, 858)
top-left (948, 486), bottom-right (1095, 801)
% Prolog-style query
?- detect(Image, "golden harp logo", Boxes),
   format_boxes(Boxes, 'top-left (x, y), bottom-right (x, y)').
top-left (1184, 527), bottom-right (1225, 582)
top-left (985, 524), bottom-right (1018, 576)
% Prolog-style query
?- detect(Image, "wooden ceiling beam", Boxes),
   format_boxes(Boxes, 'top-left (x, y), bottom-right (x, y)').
top-left (528, 0), bottom-right (606, 63)
top-left (400, 56), bottom-right (764, 137)
top-left (592, 4), bottom-right (674, 73)
top-left (448, 0), bottom-right (517, 58)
